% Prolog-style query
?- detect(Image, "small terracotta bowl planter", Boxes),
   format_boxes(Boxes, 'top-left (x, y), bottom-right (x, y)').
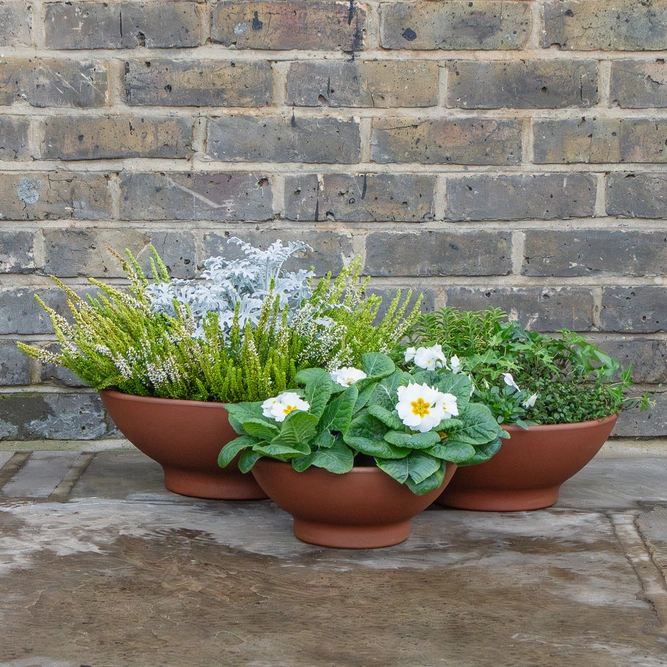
top-left (436, 414), bottom-right (617, 512)
top-left (100, 390), bottom-right (267, 500)
top-left (251, 459), bottom-right (457, 549)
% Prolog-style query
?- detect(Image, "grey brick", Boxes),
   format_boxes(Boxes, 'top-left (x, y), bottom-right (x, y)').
top-left (43, 229), bottom-right (197, 279)
top-left (607, 173), bottom-right (667, 218)
top-left (286, 61), bottom-right (439, 108)
top-left (445, 286), bottom-right (596, 332)
top-left (42, 355), bottom-right (89, 388)
top-left (207, 116), bottom-right (360, 164)
top-left (204, 230), bottom-right (352, 276)
top-left (611, 60), bottom-right (667, 108)
top-left (534, 119), bottom-right (667, 164)
top-left (0, 341), bottom-right (31, 386)
top-left (523, 230), bottom-right (667, 277)
top-left (380, 1), bottom-right (530, 50)
top-left (0, 117), bottom-right (29, 160)
top-left (0, 59), bottom-right (107, 108)
top-left (543, 0), bottom-right (667, 51)
top-left (284, 174), bottom-right (435, 222)
top-left (446, 60), bottom-right (598, 109)
top-left (44, 1), bottom-right (201, 49)
top-left (0, 1), bottom-right (31, 46)
top-left (120, 172), bottom-right (273, 222)
top-left (601, 287), bottom-right (667, 333)
top-left (124, 59), bottom-right (272, 107)
top-left (596, 337), bottom-right (667, 384)
top-left (371, 118), bottom-right (521, 165)
top-left (365, 231), bottom-right (511, 277)
top-left (42, 116), bottom-right (193, 161)
top-left (446, 174), bottom-right (597, 221)
top-left (0, 392), bottom-right (112, 440)
top-left (0, 172), bottom-right (111, 221)
top-left (211, 1), bottom-right (367, 51)
top-left (614, 390), bottom-right (667, 437)
top-left (0, 231), bottom-right (35, 273)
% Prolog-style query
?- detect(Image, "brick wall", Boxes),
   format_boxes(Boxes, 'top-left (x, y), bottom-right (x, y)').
top-left (0, 0), bottom-right (666, 440)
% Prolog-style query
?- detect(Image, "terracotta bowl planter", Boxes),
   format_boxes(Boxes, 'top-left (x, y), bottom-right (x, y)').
top-left (251, 459), bottom-right (457, 549)
top-left (436, 414), bottom-right (618, 512)
top-left (100, 390), bottom-right (267, 500)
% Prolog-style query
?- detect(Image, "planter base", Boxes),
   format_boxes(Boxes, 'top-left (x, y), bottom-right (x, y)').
top-left (294, 518), bottom-right (411, 549)
top-left (163, 467), bottom-right (267, 500)
top-left (438, 485), bottom-right (560, 512)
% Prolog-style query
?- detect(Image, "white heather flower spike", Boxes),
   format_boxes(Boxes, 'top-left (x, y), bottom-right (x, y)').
top-left (262, 392), bottom-right (310, 422)
top-left (330, 367), bottom-right (367, 387)
top-left (523, 393), bottom-right (538, 408)
top-left (436, 392), bottom-right (459, 420)
top-left (413, 345), bottom-right (447, 370)
top-left (502, 372), bottom-right (520, 392)
top-left (404, 347), bottom-right (417, 363)
top-left (449, 354), bottom-right (462, 374)
top-left (396, 382), bottom-right (446, 433)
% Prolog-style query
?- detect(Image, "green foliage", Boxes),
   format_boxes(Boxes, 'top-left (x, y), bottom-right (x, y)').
top-left (221, 353), bottom-right (504, 495)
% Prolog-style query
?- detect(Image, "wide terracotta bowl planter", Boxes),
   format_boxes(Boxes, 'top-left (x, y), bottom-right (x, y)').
top-left (251, 459), bottom-right (457, 549)
top-left (436, 414), bottom-right (618, 512)
top-left (100, 390), bottom-right (267, 500)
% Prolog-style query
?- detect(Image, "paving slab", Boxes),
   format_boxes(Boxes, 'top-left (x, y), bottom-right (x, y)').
top-left (0, 451), bottom-right (13, 469)
top-left (1, 451), bottom-right (80, 499)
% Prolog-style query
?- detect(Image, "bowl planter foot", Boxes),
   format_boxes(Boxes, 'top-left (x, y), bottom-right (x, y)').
top-left (163, 466), bottom-right (267, 500)
top-left (294, 519), bottom-right (413, 549)
top-left (440, 485), bottom-right (561, 512)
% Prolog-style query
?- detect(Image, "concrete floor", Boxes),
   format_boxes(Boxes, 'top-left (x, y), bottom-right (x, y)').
top-left (1, 444), bottom-right (667, 666)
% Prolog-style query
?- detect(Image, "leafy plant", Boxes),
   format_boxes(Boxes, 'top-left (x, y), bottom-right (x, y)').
top-left (220, 353), bottom-right (504, 495)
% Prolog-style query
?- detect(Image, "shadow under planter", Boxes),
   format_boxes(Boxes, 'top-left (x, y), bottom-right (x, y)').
top-left (100, 390), bottom-right (267, 500)
top-left (437, 414), bottom-right (618, 512)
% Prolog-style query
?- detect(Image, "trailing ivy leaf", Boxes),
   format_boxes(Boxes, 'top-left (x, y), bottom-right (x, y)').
top-left (291, 439), bottom-right (354, 474)
top-left (238, 449), bottom-right (262, 473)
top-left (376, 457), bottom-right (409, 484)
top-left (446, 403), bottom-right (501, 445)
top-left (361, 353), bottom-right (395, 379)
top-left (218, 435), bottom-right (259, 468)
top-left (353, 379), bottom-right (378, 413)
top-left (224, 402), bottom-right (266, 435)
top-left (384, 430), bottom-right (441, 450)
top-left (319, 384), bottom-right (359, 435)
top-left (367, 405), bottom-right (403, 430)
top-left (344, 413), bottom-right (409, 459)
top-left (271, 411), bottom-right (319, 449)
top-left (371, 369), bottom-right (410, 411)
top-left (425, 441), bottom-right (476, 463)
top-left (302, 369), bottom-right (334, 418)
top-left (405, 450), bottom-right (441, 484)
top-left (242, 418), bottom-right (280, 441)
top-left (457, 437), bottom-right (502, 467)
top-left (406, 462), bottom-right (446, 495)
top-left (254, 441), bottom-right (311, 459)
top-left (434, 374), bottom-right (471, 410)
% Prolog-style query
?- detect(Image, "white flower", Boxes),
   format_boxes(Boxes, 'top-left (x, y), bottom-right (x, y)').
top-left (404, 347), bottom-right (417, 363)
top-left (502, 372), bottom-right (520, 392)
top-left (523, 393), bottom-right (538, 408)
top-left (435, 392), bottom-right (459, 420)
top-left (396, 382), bottom-right (445, 433)
top-left (330, 367), bottom-right (367, 387)
top-left (262, 392), bottom-right (310, 422)
top-left (413, 345), bottom-right (447, 370)
top-left (449, 354), bottom-right (462, 374)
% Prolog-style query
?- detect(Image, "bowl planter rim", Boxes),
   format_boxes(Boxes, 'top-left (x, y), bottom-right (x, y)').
top-left (502, 413), bottom-right (618, 431)
top-left (100, 389), bottom-right (228, 409)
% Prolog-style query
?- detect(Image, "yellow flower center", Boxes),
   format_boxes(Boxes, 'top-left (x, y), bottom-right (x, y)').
top-left (283, 405), bottom-right (298, 415)
top-left (411, 397), bottom-right (431, 417)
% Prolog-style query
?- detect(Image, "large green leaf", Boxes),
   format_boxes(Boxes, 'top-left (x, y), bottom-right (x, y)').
top-left (344, 413), bottom-right (409, 459)
top-left (295, 367), bottom-right (329, 386)
top-left (271, 411), bottom-right (319, 449)
top-left (291, 439), bottom-right (354, 474)
top-left (238, 449), bottom-right (262, 473)
top-left (370, 370), bottom-right (410, 411)
top-left (218, 435), bottom-right (258, 468)
top-left (224, 402), bottom-right (265, 435)
top-left (318, 384), bottom-right (358, 435)
top-left (406, 461), bottom-right (446, 495)
top-left (367, 405), bottom-right (403, 430)
top-left (384, 430), bottom-right (441, 450)
top-left (434, 374), bottom-right (471, 411)
top-left (376, 451), bottom-right (441, 486)
top-left (447, 403), bottom-right (501, 445)
top-left (426, 441), bottom-right (476, 464)
top-left (458, 437), bottom-right (503, 467)
top-left (242, 418), bottom-right (280, 441)
top-left (376, 457), bottom-right (409, 484)
top-left (300, 368), bottom-right (334, 418)
top-left (361, 353), bottom-right (396, 379)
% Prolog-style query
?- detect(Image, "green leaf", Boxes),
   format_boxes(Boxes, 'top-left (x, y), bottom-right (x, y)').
top-left (434, 374), bottom-right (471, 411)
top-left (271, 411), bottom-right (319, 449)
top-left (319, 384), bottom-right (359, 435)
top-left (410, 370), bottom-right (440, 386)
top-left (254, 441), bottom-right (311, 460)
top-left (218, 435), bottom-right (258, 468)
top-left (426, 441), bottom-right (476, 463)
top-left (353, 379), bottom-right (378, 413)
top-left (314, 429), bottom-right (336, 449)
top-left (406, 462), bottom-right (446, 495)
top-left (405, 451), bottom-right (441, 484)
top-left (238, 449), bottom-right (262, 473)
top-left (376, 457), bottom-right (409, 484)
top-left (292, 439), bottom-right (354, 474)
top-left (384, 430), bottom-right (441, 450)
top-left (300, 368), bottom-right (334, 418)
top-left (344, 413), bottom-right (409, 459)
top-left (361, 353), bottom-right (396, 379)
top-left (370, 370), bottom-right (410, 411)
top-left (367, 405), bottom-right (403, 430)
top-left (241, 418), bottom-right (280, 441)
top-left (457, 437), bottom-right (502, 467)
top-left (224, 402), bottom-right (265, 435)
top-left (295, 367), bottom-right (329, 386)
top-left (447, 403), bottom-right (501, 446)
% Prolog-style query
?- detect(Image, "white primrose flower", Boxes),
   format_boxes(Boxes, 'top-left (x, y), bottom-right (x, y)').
top-left (449, 354), bottom-right (462, 374)
top-left (396, 382), bottom-right (446, 433)
top-left (436, 392), bottom-right (459, 420)
top-left (330, 367), bottom-right (368, 387)
top-left (404, 347), bottom-right (417, 363)
top-left (502, 372), bottom-right (521, 392)
top-left (262, 392), bottom-right (310, 422)
top-left (523, 393), bottom-right (538, 408)
top-left (413, 344), bottom-right (447, 370)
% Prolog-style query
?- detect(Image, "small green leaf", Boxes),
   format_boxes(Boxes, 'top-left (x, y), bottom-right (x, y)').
top-left (300, 369), bottom-right (334, 418)
top-left (406, 462), bottom-right (446, 495)
top-left (314, 429), bottom-right (336, 449)
top-left (242, 418), bottom-right (280, 441)
top-left (292, 439), bottom-right (354, 474)
top-left (353, 379), bottom-right (378, 413)
top-left (344, 413), bottom-right (409, 459)
top-left (238, 449), bottom-right (262, 473)
top-left (384, 430), bottom-right (441, 450)
top-left (426, 441), bottom-right (476, 463)
top-left (224, 402), bottom-right (265, 435)
top-left (367, 405), bottom-right (403, 430)
top-left (218, 435), bottom-right (258, 468)
top-left (319, 384), bottom-right (359, 435)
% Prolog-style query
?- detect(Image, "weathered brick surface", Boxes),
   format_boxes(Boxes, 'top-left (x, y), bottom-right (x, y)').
top-left (44, 1), bottom-right (201, 49)
top-left (207, 116), bottom-right (360, 163)
top-left (41, 116), bottom-right (193, 160)
top-left (445, 287), bottom-right (596, 332)
top-left (614, 391), bottom-right (667, 437)
top-left (284, 174), bottom-right (435, 222)
top-left (543, 0), bottom-right (667, 51)
top-left (0, 231), bottom-right (34, 273)
top-left (0, 1), bottom-right (30, 46)
top-left (365, 231), bottom-right (511, 277)
top-left (607, 173), bottom-right (667, 218)
top-left (205, 230), bottom-right (352, 276)
top-left (446, 174), bottom-right (597, 221)
top-left (534, 119), bottom-right (667, 164)
top-left (611, 60), bottom-right (667, 108)
top-left (596, 337), bottom-right (667, 384)
top-left (43, 228), bottom-right (197, 279)
top-left (371, 119), bottom-right (521, 165)
top-left (124, 60), bottom-right (272, 107)
top-left (0, 341), bottom-right (31, 386)
top-left (41, 359), bottom-right (89, 388)
top-left (0, 173), bottom-right (111, 220)
top-left (446, 60), bottom-right (598, 109)
top-left (0, 59), bottom-right (107, 108)
top-left (0, 392), bottom-right (112, 440)
top-left (211, 1), bottom-right (367, 51)
top-left (523, 230), bottom-right (667, 277)
top-left (0, 117), bottom-right (29, 160)
top-left (286, 61), bottom-right (438, 108)
top-left (380, 1), bottom-right (530, 50)
top-left (601, 287), bottom-right (667, 333)
top-left (120, 172), bottom-right (273, 222)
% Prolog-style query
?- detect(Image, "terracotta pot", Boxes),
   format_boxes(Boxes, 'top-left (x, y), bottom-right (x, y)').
top-left (437, 414), bottom-right (618, 512)
top-left (100, 390), bottom-right (267, 500)
top-left (251, 459), bottom-right (457, 549)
